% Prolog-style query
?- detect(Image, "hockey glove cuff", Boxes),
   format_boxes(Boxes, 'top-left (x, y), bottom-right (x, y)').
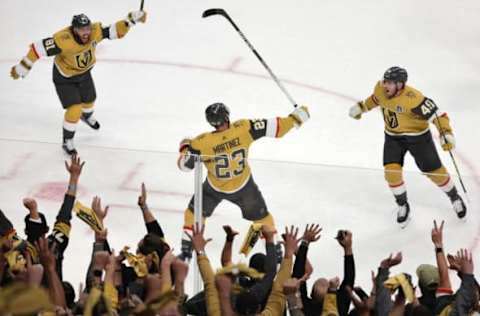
top-left (349, 102), bottom-right (363, 119)
top-left (11, 57), bottom-right (33, 80)
top-left (440, 133), bottom-right (455, 151)
top-left (290, 105), bottom-right (310, 128)
top-left (127, 10), bottom-right (147, 26)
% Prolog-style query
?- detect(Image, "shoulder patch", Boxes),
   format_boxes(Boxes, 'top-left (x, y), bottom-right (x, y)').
top-left (406, 91), bottom-right (416, 98)
top-left (233, 120), bottom-right (246, 129)
top-left (60, 33), bottom-right (70, 41)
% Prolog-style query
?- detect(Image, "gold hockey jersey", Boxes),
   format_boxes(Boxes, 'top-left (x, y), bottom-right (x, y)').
top-left (25, 20), bottom-right (131, 77)
top-left (360, 81), bottom-right (452, 136)
top-left (179, 117), bottom-right (296, 193)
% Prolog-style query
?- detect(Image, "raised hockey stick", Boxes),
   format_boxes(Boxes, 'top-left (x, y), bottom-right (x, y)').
top-left (202, 8), bottom-right (298, 108)
top-left (434, 112), bottom-right (469, 201)
top-left (140, 0), bottom-right (145, 11)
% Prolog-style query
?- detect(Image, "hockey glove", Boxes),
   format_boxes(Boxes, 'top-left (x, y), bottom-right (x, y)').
top-left (127, 10), bottom-right (147, 26)
top-left (290, 105), bottom-right (310, 128)
top-left (440, 133), bottom-right (455, 151)
top-left (177, 138), bottom-right (194, 172)
top-left (179, 138), bottom-right (192, 152)
top-left (349, 102), bottom-right (363, 119)
top-left (10, 58), bottom-right (32, 80)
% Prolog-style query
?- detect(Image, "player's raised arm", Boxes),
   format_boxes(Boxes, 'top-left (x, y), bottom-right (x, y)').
top-left (10, 35), bottom-right (61, 80)
top-left (101, 10), bottom-right (147, 41)
top-left (349, 82), bottom-right (382, 120)
top-left (248, 105), bottom-right (310, 141)
top-left (177, 138), bottom-right (201, 172)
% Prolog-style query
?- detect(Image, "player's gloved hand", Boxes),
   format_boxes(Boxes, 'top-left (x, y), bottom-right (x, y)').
top-left (440, 133), bottom-right (455, 151)
top-left (10, 59), bottom-right (32, 80)
top-left (127, 10), bottom-right (147, 25)
top-left (290, 105), bottom-right (310, 128)
top-left (349, 102), bottom-right (363, 120)
top-left (179, 137), bottom-right (192, 152)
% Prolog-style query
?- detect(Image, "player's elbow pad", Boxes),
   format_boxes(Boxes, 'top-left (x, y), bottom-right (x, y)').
top-left (103, 21), bottom-right (129, 40)
top-left (177, 154), bottom-right (194, 172)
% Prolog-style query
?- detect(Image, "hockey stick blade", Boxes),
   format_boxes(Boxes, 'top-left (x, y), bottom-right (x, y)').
top-left (202, 8), bottom-right (228, 18)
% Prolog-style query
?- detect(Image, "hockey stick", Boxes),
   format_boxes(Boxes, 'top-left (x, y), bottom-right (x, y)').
top-left (140, 0), bottom-right (145, 11)
top-left (202, 8), bottom-right (298, 108)
top-left (434, 112), bottom-right (469, 201)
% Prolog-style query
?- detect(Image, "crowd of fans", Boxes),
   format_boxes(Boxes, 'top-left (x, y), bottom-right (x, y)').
top-left (0, 155), bottom-right (478, 316)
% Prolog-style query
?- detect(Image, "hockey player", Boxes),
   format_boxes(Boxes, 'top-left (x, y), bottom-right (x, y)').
top-left (10, 11), bottom-right (147, 154)
top-left (349, 66), bottom-right (466, 226)
top-left (177, 102), bottom-right (310, 260)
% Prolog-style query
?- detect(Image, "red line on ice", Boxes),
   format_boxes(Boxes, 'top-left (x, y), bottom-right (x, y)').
top-left (226, 57), bottom-right (243, 72)
top-left (109, 203), bottom-right (184, 214)
top-left (118, 162), bottom-right (190, 198)
top-left (0, 58), bottom-right (358, 102)
top-left (454, 151), bottom-right (480, 252)
top-left (118, 162), bottom-right (144, 189)
top-left (0, 152), bottom-right (32, 180)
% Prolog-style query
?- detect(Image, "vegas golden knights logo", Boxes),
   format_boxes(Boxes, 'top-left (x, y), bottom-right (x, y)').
top-left (383, 109), bottom-right (399, 129)
top-left (75, 50), bottom-right (93, 69)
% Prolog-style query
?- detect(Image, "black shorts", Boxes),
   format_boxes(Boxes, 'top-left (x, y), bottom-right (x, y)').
top-left (52, 65), bottom-right (96, 108)
top-left (383, 131), bottom-right (442, 173)
top-left (187, 176), bottom-right (269, 221)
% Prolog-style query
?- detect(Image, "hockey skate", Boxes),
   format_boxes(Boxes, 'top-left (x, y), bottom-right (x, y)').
top-left (396, 202), bottom-right (411, 228)
top-left (62, 139), bottom-right (77, 155)
top-left (81, 114), bottom-right (100, 130)
top-left (452, 196), bottom-right (467, 219)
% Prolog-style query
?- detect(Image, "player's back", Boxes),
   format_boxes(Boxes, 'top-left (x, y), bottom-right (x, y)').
top-left (191, 119), bottom-right (255, 193)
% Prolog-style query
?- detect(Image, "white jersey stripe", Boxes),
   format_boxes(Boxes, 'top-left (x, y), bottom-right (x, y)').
top-left (109, 23), bottom-right (118, 39)
top-left (33, 40), bottom-right (47, 57)
top-left (265, 118), bottom-right (278, 138)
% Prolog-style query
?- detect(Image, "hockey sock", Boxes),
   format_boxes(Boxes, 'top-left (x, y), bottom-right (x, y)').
top-left (385, 164), bottom-right (407, 205)
top-left (63, 125), bottom-right (75, 142)
top-left (63, 104), bottom-right (82, 141)
top-left (82, 102), bottom-right (95, 122)
top-left (426, 166), bottom-right (456, 200)
top-left (446, 186), bottom-right (460, 202)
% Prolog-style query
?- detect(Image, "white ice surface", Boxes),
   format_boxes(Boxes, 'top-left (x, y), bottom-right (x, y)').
top-left (1, 0), bottom-right (479, 294)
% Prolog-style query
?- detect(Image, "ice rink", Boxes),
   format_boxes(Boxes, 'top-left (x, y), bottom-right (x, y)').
top-left (1, 0), bottom-right (479, 292)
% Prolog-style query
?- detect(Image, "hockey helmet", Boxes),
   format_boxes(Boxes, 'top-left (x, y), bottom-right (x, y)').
top-left (205, 103), bottom-right (230, 127)
top-left (71, 14), bottom-right (91, 28)
top-left (384, 66), bottom-right (408, 83)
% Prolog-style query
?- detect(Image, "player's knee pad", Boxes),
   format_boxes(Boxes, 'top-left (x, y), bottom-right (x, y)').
top-left (384, 163), bottom-right (403, 186)
top-left (183, 209), bottom-right (195, 229)
top-left (426, 166), bottom-right (450, 186)
top-left (253, 213), bottom-right (275, 229)
top-left (64, 104), bottom-right (83, 123)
